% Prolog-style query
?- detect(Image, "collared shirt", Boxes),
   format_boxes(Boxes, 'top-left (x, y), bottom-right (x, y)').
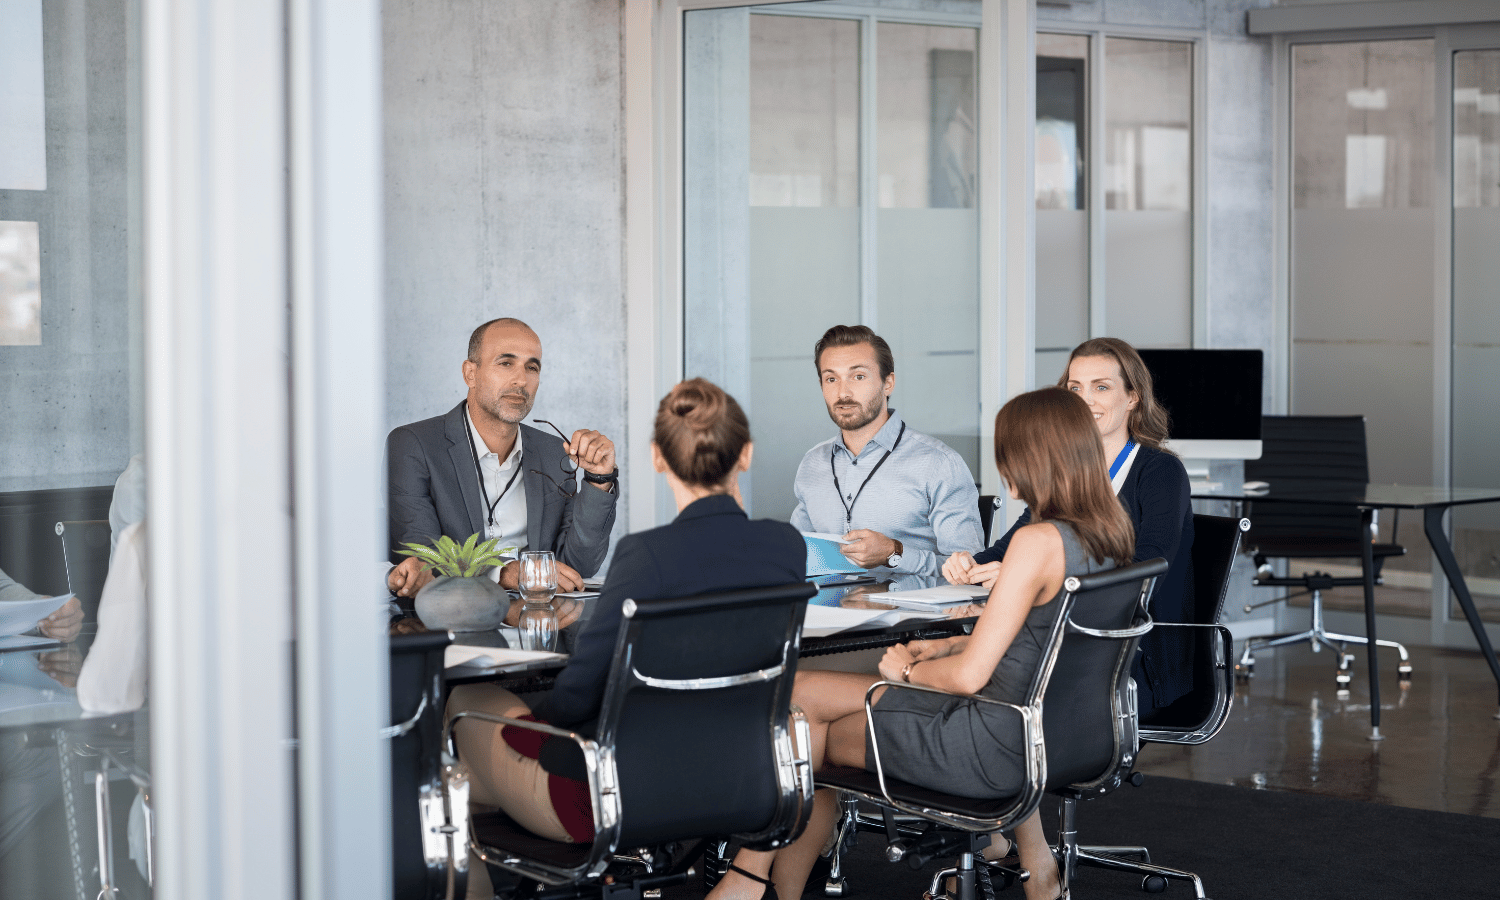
top-left (465, 407), bottom-right (528, 577)
top-left (790, 408), bottom-right (983, 577)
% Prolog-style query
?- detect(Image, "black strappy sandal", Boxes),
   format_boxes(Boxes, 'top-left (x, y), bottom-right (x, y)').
top-left (726, 864), bottom-right (779, 900)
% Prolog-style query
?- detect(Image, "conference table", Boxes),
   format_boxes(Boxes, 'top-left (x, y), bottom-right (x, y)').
top-left (444, 575), bottom-right (982, 690)
top-left (1193, 482), bottom-right (1500, 738)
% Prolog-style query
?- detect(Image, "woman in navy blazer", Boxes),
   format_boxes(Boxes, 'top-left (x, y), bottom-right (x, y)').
top-left (446, 379), bottom-right (804, 866)
top-left (943, 338), bottom-right (1195, 712)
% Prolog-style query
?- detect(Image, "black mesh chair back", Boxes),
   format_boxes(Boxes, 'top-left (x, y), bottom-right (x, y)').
top-left (598, 581), bottom-right (816, 848)
top-left (55, 519), bottom-right (113, 622)
top-left (1139, 514), bottom-right (1248, 735)
top-left (1244, 415), bottom-right (1372, 548)
top-left (1042, 558), bottom-right (1167, 791)
top-left (388, 631), bottom-right (452, 899)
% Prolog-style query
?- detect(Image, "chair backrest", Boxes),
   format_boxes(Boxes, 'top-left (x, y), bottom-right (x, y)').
top-left (1139, 514), bottom-right (1248, 736)
top-left (55, 519), bottom-right (113, 622)
top-left (389, 631), bottom-right (453, 900)
top-left (1037, 558), bottom-right (1167, 791)
top-left (978, 495), bottom-right (998, 546)
top-left (1243, 415), bottom-right (1369, 546)
top-left (596, 581), bottom-right (816, 848)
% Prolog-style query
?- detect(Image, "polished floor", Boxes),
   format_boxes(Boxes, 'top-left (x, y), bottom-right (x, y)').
top-left (1134, 642), bottom-right (1500, 819)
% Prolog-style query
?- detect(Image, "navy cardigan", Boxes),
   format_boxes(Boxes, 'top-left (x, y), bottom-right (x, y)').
top-left (533, 493), bottom-right (805, 731)
top-left (975, 445), bottom-right (1194, 709)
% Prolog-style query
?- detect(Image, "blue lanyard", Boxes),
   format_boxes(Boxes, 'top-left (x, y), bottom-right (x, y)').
top-left (1109, 440), bottom-right (1136, 480)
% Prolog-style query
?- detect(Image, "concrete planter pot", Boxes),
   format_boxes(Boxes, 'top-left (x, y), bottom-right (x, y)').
top-left (414, 574), bottom-right (509, 634)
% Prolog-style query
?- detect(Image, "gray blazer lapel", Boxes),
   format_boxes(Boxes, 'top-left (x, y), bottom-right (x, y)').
top-left (445, 402), bottom-right (486, 539)
top-left (522, 425), bottom-right (546, 551)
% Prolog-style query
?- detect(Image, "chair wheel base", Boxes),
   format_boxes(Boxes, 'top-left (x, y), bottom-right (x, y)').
top-left (823, 877), bottom-right (849, 897)
top-left (1142, 874), bottom-right (1168, 893)
top-left (1397, 663), bottom-right (1413, 681)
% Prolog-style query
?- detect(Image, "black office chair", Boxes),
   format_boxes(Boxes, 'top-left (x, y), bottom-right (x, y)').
top-left (55, 519), bottom-right (113, 623)
top-left (440, 581), bottom-right (817, 898)
top-left (1070, 514), bottom-right (1248, 899)
top-left (815, 557), bottom-right (1167, 900)
top-left (388, 630), bottom-right (455, 900)
top-left (978, 495), bottom-right (999, 546)
top-left (1237, 415), bottom-right (1410, 687)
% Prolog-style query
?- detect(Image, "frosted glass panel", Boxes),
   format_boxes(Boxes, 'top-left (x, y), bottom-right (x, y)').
top-left (1292, 40), bottom-right (1434, 210)
top-left (1452, 50), bottom-right (1500, 617)
top-left (0, 0), bottom-right (46, 190)
top-left (1034, 349), bottom-right (1070, 395)
top-left (876, 23), bottom-right (976, 209)
top-left (749, 208), bottom-right (860, 520)
top-left (877, 208), bottom-right (979, 475)
top-left (1036, 210), bottom-right (1088, 351)
top-left (1292, 42), bottom-right (1435, 607)
top-left (750, 15), bottom-right (859, 208)
top-left (1104, 210), bottom-right (1191, 348)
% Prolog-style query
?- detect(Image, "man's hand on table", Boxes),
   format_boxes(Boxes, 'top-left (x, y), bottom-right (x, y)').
top-left (840, 529), bottom-right (898, 569)
top-left (387, 557), bottom-right (435, 598)
top-left (38, 596), bottom-right (83, 643)
top-left (942, 551), bottom-right (1001, 590)
top-left (497, 559), bottom-right (585, 593)
top-left (389, 616), bottom-right (431, 637)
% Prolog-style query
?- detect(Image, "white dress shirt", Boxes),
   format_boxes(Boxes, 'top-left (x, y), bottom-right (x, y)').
top-left (466, 408), bottom-right (528, 579)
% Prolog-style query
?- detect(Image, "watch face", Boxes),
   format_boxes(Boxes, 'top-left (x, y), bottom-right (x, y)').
top-left (887, 554), bottom-right (902, 568)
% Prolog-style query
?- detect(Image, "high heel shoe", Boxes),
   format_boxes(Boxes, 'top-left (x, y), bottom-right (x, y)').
top-left (726, 864), bottom-right (779, 900)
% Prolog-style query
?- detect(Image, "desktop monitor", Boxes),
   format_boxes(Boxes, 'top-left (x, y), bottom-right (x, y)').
top-left (1136, 349), bottom-right (1263, 460)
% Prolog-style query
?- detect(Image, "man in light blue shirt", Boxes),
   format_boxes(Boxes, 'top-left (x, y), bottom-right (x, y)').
top-left (790, 325), bottom-right (983, 578)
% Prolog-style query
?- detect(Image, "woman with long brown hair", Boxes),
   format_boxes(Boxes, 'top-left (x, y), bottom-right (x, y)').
top-left (709, 388), bottom-right (1134, 900)
top-left (943, 337), bottom-right (1194, 713)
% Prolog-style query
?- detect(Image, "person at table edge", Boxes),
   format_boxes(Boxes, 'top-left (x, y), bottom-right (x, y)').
top-left (945, 337), bottom-right (1194, 711)
top-left (386, 318), bottom-right (618, 619)
top-left (791, 324), bottom-right (983, 578)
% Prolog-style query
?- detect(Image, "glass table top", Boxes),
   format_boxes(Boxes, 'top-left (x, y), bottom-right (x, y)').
top-left (1191, 482), bottom-right (1500, 509)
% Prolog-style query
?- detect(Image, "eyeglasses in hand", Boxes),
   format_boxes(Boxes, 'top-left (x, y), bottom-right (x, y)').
top-left (530, 419), bottom-right (578, 498)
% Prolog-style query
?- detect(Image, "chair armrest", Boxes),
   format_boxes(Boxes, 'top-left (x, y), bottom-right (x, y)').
top-left (1137, 624), bottom-right (1235, 746)
top-left (857, 681), bottom-right (1037, 826)
top-left (1067, 615), bottom-right (1153, 640)
top-left (443, 711), bottom-right (621, 886)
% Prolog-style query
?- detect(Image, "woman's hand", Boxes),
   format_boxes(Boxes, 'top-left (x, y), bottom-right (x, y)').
top-left (38, 597), bottom-right (84, 643)
top-left (878, 642), bottom-right (916, 682)
top-left (905, 637), bottom-right (959, 661)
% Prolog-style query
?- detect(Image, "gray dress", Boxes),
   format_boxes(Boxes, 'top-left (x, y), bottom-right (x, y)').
top-left (867, 520), bottom-right (1108, 800)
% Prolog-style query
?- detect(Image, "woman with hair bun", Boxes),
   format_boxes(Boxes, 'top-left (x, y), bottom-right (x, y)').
top-left (446, 379), bottom-right (804, 878)
top-left (943, 336), bottom-right (1194, 713)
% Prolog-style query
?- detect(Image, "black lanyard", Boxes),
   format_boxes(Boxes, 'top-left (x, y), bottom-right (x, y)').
top-left (465, 412), bottom-right (524, 529)
top-left (830, 422), bottom-right (905, 528)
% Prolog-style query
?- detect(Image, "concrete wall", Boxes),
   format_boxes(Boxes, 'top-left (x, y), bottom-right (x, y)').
top-left (0, 0), bottom-right (136, 492)
top-left (383, 0), bottom-right (630, 534)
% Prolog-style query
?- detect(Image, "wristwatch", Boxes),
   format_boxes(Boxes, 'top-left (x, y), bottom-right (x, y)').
top-left (886, 539), bottom-right (904, 569)
top-left (582, 467), bottom-right (619, 485)
top-left (901, 661), bottom-right (915, 683)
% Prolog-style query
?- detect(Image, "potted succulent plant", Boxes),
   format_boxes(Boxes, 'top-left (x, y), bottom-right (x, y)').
top-left (398, 533), bottom-right (516, 637)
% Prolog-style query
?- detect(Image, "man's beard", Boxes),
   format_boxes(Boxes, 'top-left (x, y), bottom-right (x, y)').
top-left (478, 389), bottom-right (533, 425)
top-left (826, 393), bottom-right (884, 432)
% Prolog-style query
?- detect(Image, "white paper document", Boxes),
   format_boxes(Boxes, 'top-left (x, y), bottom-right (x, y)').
top-left (801, 532), bottom-right (851, 544)
top-left (0, 593), bottom-right (73, 637)
top-left (801, 604), bottom-right (944, 639)
top-left (877, 584), bottom-right (988, 610)
top-left (444, 645), bottom-right (566, 670)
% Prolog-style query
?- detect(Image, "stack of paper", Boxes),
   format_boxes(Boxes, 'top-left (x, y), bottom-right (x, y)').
top-left (444, 645), bottom-right (566, 670)
top-left (877, 584), bottom-right (988, 611)
top-left (802, 604), bottom-right (944, 639)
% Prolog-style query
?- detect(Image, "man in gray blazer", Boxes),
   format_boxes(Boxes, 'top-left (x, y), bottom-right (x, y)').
top-left (386, 318), bottom-right (618, 617)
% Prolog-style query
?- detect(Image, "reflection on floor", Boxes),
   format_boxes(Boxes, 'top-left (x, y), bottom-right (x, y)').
top-left (1135, 643), bottom-right (1500, 819)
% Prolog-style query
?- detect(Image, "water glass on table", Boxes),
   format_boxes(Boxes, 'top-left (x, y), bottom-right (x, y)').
top-left (518, 550), bottom-right (559, 652)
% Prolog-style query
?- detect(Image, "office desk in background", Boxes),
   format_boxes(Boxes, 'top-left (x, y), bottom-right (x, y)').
top-left (1195, 483), bottom-right (1500, 737)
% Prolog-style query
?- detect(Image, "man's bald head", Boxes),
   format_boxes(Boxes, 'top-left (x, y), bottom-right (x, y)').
top-left (467, 318), bottom-right (538, 363)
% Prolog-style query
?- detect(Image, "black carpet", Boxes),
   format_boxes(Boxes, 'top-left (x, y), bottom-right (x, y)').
top-left (669, 777), bottom-right (1500, 899)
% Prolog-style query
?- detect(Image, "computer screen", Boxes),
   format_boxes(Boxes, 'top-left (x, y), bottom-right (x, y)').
top-left (1136, 349), bottom-right (1264, 460)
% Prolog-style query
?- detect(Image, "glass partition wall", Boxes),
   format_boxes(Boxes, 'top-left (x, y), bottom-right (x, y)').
top-left (1033, 30), bottom-right (1196, 389)
top-left (685, 5), bottom-right (981, 521)
top-left (0, 0), bottom-right (150, 895)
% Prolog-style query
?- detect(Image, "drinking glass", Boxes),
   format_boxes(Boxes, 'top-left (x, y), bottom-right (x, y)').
top-left (517, 550), bottom-right (559, 652)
